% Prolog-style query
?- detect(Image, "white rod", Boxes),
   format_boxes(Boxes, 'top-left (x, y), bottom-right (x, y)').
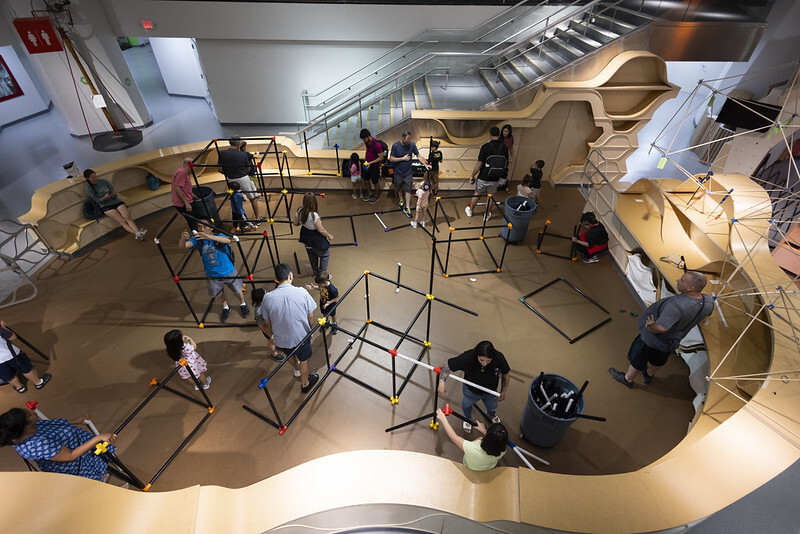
top-left (515, 445), bottom-right (550, 466)
top-left (711, 293), bottom-right (728, 328)
top-left (513, 446), bottom-right (536, 470)
top-left (393, 350), bottom-right (500, 397)
top-left (84, 419), bottom-right (100, 436)
top-left (374, 213), bottom-right (387, 230)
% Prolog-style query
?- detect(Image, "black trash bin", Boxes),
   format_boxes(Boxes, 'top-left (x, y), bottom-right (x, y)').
top-left (191, 186), bottom-right (220, 226)
top-left (520, 373), bottom-right (584, 448)
top-left (500, 196), bottom-right (537, 243)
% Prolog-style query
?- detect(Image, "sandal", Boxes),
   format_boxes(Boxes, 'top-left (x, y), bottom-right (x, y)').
top-left (14, 385), bottom-right (27, 394)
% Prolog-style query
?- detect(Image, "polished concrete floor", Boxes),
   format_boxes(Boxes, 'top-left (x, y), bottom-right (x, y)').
top-left (0, 182), bottom-right (698, 493)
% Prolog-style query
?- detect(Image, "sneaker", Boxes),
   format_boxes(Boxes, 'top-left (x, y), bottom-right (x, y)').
top-left (239, 304), bottom-right (250, 318)
top-left (483, 212), bottom-right (492, 222)
top-left (361, 195), bottom-right (371, 202)
top-left (245, 223), bottom-right (258, 231)
top-left (420, 221), bottom-right (426, 228)
top-left (34, 373), bottom-right (52, 390)
top-left (368, 196), bottom-right (379, 205)
top-left (221, 307), bottom-right (231, 323)
top-left (462, 421), bottom-right (472, 434)
top-left (352, 193), bottom-right (358, 199)
top-left (403, 208), bottom-right (412, 218)
top-left (491, 415), bottom-right (501, 424)
top-left (609, 367), bottom-right (633, 388)
top-left (203, 376), bottom-right (212, 390)
top-left (399, 198), bottom-right (405, 208)
top-left (465, 205), bottom-right (473, 217)
top-left (583, 255), bottom-right (599, 264)
top-left (301, 373), bottom-right (319, 393)
top-left (14, 384), bottom-right (27, 394)
top-left (410, 221), bottom-right (418, 228)
top-left (293, 369), bottom-right (301, 378)
top-left (271, 353), bottom-right (286, 362)
top-left (330, 321), bottom-right (338, 335)
top-left (642, 369), bottom-right (653, 385)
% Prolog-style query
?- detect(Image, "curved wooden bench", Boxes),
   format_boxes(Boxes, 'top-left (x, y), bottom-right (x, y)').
top-left (18, 138), bottom-right (476, 255)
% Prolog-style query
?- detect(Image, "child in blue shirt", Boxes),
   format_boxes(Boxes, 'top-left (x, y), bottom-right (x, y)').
top-left (230, 184), bottom-right (256, 233)
top-left (305, 271), bottom-right (339, 334)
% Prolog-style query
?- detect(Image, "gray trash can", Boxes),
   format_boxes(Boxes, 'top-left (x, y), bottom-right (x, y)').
top-left (520, 373), bottom-right (584, 448)
top-left (191, 186), bottom-right (220, 226)
top-left (500, 195), bottom-right (537, 243)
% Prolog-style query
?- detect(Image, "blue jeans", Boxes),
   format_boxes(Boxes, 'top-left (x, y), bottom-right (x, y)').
top-left (461, 383), bottom-right (498, 422)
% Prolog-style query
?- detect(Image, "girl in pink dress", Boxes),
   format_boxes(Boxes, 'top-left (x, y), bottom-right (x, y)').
top-left (164, 329), bottom-right (211, 390)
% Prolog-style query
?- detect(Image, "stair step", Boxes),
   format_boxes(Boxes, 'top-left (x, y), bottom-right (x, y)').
top-left (557, 27), bottom-right (604, 53)
top-left (479, 69), bottom-right (504, 100)
top-left (568, 20), bottom-right (619, 44)
top-left (587, 12), bottom-right (636, 35)
top-left (545, 37), bottom-right (583, 61)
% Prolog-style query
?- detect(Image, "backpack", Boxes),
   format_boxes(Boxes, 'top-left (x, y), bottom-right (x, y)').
top-left (373, 139), bottom-right (391, 174)
top-left (341, 159), bottom-right (351, 178)
top-left (145, 173), bottom-right (160, 191)
top-left (213, 241), bottom-right (235, 265)
top-left (83, 200), bottom-right (105, 221)
top-left (484, 143), bottom-right (508, 181)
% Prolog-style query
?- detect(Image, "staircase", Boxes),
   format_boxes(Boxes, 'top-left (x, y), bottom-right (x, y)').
top-left (306, 1), bottom-right (656, 150)
top-left (478, 7), bottom-right (653, 100)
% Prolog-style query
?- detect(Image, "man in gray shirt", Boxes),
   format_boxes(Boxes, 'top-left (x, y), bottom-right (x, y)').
top-left (258, 263), bottom-right (318, 393)
top-left (610, 271), bottom-right (714, 388)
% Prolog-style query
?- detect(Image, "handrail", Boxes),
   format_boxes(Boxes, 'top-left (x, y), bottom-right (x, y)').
top-left (291, 0), bottom-right (656, 148)
top-left (290, 52), bottom-right (485, 141)
top-left (303, 0), bottom-right (547, 114)
top-left (305, 40), bottom-right (439, 112)
top-left (482, 0), bottom-right (603, 54)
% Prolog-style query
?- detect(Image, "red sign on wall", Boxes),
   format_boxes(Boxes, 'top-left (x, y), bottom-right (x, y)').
top-left (13, 17), bottom-right (63, 55)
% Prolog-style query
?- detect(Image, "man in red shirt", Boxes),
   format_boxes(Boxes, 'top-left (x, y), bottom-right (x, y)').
top-left (360, 128), bottom-right (384, 205)
top-left (171, 158), bottom-right (198, 230)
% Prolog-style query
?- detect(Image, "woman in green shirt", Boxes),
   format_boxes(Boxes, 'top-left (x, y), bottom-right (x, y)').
top-left (84, 169), bottom-right (146, 240)
top-left (436, 408), bottom-right (507, 471)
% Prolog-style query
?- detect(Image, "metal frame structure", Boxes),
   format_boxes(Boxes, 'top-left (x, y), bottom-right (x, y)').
top-left (428, 193), bottom-right (513, 277)
top-left (243, 267), bottom-right (478, 435)
top-left (521, 276), bottom-right (612, 344)
top-left (536, 219), bottom-right (579, 261)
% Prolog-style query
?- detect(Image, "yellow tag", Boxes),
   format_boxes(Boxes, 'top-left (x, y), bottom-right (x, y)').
top-left (657, 157), bottom-right (667, 170)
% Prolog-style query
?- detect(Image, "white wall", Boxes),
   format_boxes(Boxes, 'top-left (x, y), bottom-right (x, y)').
top-left (106, 1), bottom-right (503, 42)
top-left (0, 45), bottom-right (48, 127)
top-left (150, 38), bottom-right (206, 98)
top-left (198, 40), bottom-right (393, 124)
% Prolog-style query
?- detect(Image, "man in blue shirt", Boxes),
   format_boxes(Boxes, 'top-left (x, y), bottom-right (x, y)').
top-left (179, 220), bottom-right (250, 323)
top-left (389, 132), bottom-right (430, 217)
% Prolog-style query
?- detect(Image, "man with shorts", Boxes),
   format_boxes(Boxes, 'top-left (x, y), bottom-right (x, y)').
top-left (610, 271), bottom-right (713, 388)
top-left (359, 128), bottom-right (384, 205)
top-left (466, 126), bottom-right (509, 221)
top-left (389, 132), bottom-right (431, 217)
top-left (171, 158), bottom-right (198, 230)
top-left (258, 263), bottom-right (319, 393)
top-left (217, 137), bottom-right (262, 221)
top-left (0, 320), bottom-right (51, 394)
top-left (179, 220), bottom-right (250, 323)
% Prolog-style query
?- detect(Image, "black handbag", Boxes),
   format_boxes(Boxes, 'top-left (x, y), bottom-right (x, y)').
top-left (299, 225), bottom-right (330, 251)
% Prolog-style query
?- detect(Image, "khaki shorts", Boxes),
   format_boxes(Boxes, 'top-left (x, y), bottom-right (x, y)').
top-left (475, 179), bottom-right (499, 195)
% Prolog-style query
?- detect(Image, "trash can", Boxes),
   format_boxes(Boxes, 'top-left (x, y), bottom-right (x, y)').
top-left (500, 196), bottom-right (537, 243)
top-left (191, 186), bottom-right (220, 226)
top-left (520, 373), bottom-right (584, 448)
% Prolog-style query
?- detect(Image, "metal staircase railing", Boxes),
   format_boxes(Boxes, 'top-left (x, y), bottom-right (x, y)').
top-left (0, 220), bottom-right (55, 308)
